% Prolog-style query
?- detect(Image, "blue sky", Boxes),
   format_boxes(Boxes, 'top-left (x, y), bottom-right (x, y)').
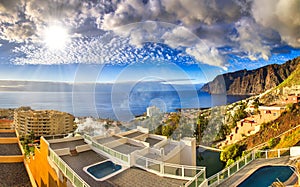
top-left (0, 0), bottom-right (299, 84)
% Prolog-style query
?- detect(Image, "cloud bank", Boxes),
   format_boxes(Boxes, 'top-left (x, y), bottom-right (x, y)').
top-left (0, 0), bottom-right (299, 68)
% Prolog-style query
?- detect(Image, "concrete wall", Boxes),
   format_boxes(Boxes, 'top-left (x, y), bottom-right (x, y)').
top-left (290, 146), bottom-right (300, 157)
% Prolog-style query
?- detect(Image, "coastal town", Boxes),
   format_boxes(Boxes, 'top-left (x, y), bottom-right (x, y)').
top-left (0, 75), bottom-right (300, 187)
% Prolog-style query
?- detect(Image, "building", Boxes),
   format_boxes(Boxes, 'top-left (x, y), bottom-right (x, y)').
top-left (146, 106), bottom-right (162, 117)
top-left (222, 105), bottom-right (285, 146)
top-left (14, 109), bottom-right (75, 136)
top-left (0, 129), bottom-right (36, 186)
top-left (27, 127), bottom-right (205, 187)
top-left (282, 95), bottom-right (300, 104)
top-left (283, 84), bottom-right (300, 96)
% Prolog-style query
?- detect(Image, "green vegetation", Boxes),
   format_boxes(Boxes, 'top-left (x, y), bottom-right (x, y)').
top-left (277, 58), bottom-right (300, 89)
top-left (220, 143), bottom-right (246, 167)
top-left (20, 131), bottom-right (36, 156)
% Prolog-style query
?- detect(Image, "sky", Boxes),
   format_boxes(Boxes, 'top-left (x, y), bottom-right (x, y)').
top-left (0, 0), bottom-right (300, 84)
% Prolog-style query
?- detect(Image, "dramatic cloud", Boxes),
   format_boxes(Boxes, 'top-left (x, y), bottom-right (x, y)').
top-left (252, 0), bottom-right (300, 47)
top-left (0, 0), bottom-right (299, 69)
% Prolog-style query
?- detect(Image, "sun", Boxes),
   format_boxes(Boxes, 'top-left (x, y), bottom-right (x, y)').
top-left (43, 25), bottom-right (70, 50)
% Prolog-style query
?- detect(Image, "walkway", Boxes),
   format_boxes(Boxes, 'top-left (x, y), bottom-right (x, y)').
top-left (197, 145), bottom-right (222, 152)
top-left (217, 157), bottom-right (292, 187)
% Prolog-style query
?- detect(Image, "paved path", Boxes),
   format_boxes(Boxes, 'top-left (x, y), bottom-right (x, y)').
top-left (197, 145), bottom-right (222, 152)
top-left (217, 157), bottom-right (292, 187)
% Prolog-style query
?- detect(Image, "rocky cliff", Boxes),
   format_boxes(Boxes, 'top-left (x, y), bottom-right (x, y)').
top-left (201, 57), bottom-right (300, 95)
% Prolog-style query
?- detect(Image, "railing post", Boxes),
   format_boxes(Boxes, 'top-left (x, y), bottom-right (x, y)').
top-left (266, 151), bottom-right (268, 159)
top-left (245, 156), bottom-right (247, 164)
top-left (160, 162), bottom-right (164, 174)
top-left (182, 166), bottom-right (185, 177)
top-left (217, 173), bottom-right (220, 184)
top-left (278, 149), bottom-right (280, 158)
top-left (228, 167), bottom-right (230, 177)
top-left (237, 161), bottom-right (239, 171)
top-left (145, 158), bottom-right (148, 169)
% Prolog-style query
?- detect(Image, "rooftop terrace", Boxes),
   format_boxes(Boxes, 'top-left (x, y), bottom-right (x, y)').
top-left (0, 163), bottom-right (32, 187)
top-left (97, 136), bottom-right (121, 144)
top-left (0, 132), bottom-right (16, 137)
top-left (49, 139), bottom-right (85, 150)
top-left (112, 143), bottom-right (144, 154)
top-left (0, 143), bottom-right (22, 155)
top-left (145, 137), bottom-right (162, 147)
top-left (123, 131), bottom-right (145, 138)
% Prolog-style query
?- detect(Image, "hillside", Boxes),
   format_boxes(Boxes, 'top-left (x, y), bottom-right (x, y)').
top-left (240, 103), bottom-right (300, 149)
top-left (260, 57), bottom-right (300, 104)
top-left (201, 57), bottom-right (300, 95)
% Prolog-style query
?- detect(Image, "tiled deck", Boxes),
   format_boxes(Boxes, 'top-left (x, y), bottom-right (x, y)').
top-left (0, 132), bottom-right (16, 137)
top-left (112, 143), bottom-right (144, 154)
top-left (123, 131), bottom-right (145, 138)
top-left (97, 136), bottom-right (121, 144)
top-left (145, 137), bottom-right (161, 147)
top-left (0, 143), bottom-right (22, 155)
top-left (0, 163), bottom-right (32, 187)
top-left (50, 139), bottom-right (86, 150)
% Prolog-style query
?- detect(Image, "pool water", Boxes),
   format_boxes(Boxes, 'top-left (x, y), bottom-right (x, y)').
top-left (238, 166), bottom-right (294, 187)
top-left (87, 161), bottom-right (122, 179)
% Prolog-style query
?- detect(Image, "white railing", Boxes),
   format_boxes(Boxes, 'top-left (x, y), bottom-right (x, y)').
top-left (49, 148), bottom-right (90, 187)
top-left (207, 148), bottom-right (291, 187)
top-left (135, 154), bottom-right (206, 183)
top-left (91, 139), bottom-right (130, 164)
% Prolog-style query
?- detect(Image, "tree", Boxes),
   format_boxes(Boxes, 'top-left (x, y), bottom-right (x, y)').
top-left (220, 143), bottom-right (246, 164)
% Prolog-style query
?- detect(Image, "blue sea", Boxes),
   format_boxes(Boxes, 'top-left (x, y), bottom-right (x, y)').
top-left (0, 87), bottom-right (248, 121)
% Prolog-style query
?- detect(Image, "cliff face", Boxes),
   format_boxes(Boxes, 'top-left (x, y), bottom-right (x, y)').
top-left (201, 57), bottom-right (300, 95)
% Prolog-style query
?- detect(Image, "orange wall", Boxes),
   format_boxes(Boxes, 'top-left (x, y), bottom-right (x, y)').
top-left (28, 137), bottom-right (66, 187)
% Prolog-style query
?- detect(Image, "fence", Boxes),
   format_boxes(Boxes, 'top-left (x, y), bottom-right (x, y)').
top-left (49, 148), bottom-right (90, 187)
top-left (90, 139), bottom-right (129, 164)
top-left (207, 148), bottom-right (290, 187)
top-left (135, 154), bottom-right (206, 186)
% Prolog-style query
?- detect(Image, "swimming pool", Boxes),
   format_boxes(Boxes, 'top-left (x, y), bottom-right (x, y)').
top-left (238, 165), bottom-right (294, 187)
top-left (85, 160), bottom-right (122, 181)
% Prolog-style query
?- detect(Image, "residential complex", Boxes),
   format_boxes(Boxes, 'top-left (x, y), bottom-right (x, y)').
top-left (14, 108), bottom-right (75, 136)
top-left (27, 127), bottom-right (205, 187)
top-left (222, 105), bottom-right (286, 146)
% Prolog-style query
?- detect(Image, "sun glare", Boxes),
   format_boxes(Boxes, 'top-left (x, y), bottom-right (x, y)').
top-left (43, 25), bottom-right (70, 50)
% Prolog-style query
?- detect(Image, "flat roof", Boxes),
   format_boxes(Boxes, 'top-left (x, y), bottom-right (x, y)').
top-left (123, 131), bottom-right (145, 138)
top-left (50, 139), bottom-right (86, 150)
top-left (0, 163), bottom-right (32, 187)
top-left (109, 167), bottom-right (188, 187)
top-left (0, 132), bottom-right (16, 137)
top-left (145, 137), bottom-right (161, 147)
top-left (97, 136), bottom-right (121, 144)
top-left (112, 143), bottom-right (144, 154)
top-left (60, 150), bottom-right (113, 186)
top-left (162, 143), bottom-right (177, 155)
top-left (0, 143), bottom-right (22, 155)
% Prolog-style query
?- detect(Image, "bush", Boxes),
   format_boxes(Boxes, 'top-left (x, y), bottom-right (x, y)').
top-left (220, 143), bottom-right (246, 164)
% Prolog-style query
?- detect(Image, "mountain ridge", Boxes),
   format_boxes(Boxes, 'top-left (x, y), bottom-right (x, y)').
top-left (201, 57), bottom-right (300, 95)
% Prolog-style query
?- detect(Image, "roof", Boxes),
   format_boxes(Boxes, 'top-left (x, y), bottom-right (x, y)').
top-left (0, 163), bottom-right (32, 187)
top-left (0, 143), bottom-right (22, 155)
top-left (49, 139), bottom-right (86, 150)
top-left (0, 132), bottom-right (16, 137)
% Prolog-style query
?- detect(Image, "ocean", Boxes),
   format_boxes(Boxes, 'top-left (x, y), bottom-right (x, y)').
top-left (0, 88), bottom-right (248, 121)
